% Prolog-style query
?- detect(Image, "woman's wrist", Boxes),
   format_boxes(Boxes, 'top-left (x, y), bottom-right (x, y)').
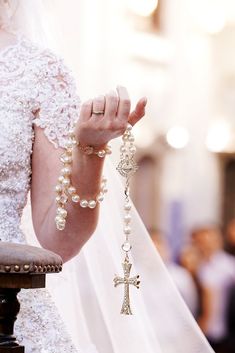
top-left (76, 140), bottom-right (112, 158)
top-left (55, 133), bottom-right (108, 230)
top-left (71, 145), bottom-right (105, 187)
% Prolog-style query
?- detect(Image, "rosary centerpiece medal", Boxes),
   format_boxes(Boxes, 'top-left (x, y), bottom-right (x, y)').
top-left (114, 123), bottom-right (140, 315)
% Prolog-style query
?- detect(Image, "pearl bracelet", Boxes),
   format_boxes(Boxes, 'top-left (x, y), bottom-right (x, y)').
top-left (55, 129), bottom-right (108, 231)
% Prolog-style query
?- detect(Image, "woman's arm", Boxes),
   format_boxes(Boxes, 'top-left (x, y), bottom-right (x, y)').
top-left (31, 87), bottom-right (146, 262)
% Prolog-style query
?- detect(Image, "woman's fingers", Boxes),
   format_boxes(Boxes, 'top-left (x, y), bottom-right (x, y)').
top-left (116, 86), bottom-right (131, 122)
top-left (91, 95), bottom-right (105, 119)
top-left (128, 97), bottom-right (147, 126)
top-left (104, 90), bottom-right (119, 120)
top-left (79, 99), bottom-right (93, 121)
top-left (78, 90), bottom-right (147, 146)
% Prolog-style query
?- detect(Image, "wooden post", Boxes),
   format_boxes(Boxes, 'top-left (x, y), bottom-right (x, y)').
top-left (0, 274), bottom-right (46, 353)
top-left (0, 288), bottom-right (24, 352)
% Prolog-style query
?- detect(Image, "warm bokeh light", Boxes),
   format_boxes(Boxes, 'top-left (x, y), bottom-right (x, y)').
top-left (206, 121), bottom-right (231, 152)
top-left (166, 126), bottom-right (190, 149)
top-left (127, 0), bottom-right (158, 17)
top-left (190, 0), bottom-right (226, 34)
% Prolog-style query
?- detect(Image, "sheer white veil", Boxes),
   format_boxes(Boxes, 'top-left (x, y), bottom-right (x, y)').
top-left (5, 1), bottom-right (215, 352)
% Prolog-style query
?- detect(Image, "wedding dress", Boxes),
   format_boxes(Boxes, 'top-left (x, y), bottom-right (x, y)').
top-left (0, 34), bottom-right (79, 352)
top-left (0, 31), bottom-right (214, 353)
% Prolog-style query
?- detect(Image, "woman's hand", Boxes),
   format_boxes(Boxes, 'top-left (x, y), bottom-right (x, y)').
top-left (75, 86), bottom-right (147, 147)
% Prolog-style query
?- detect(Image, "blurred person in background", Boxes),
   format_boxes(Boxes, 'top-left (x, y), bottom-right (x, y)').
top-left (225, 219), bottom-right (235, 256)
top-left (192, 227), bottom-right (235, 353)
top-left (150, 229), bottom-right (199, 317)
top-left (179, 245), bottom-right (203, 319)
top-left (227, 282), bottom-right (235, 353)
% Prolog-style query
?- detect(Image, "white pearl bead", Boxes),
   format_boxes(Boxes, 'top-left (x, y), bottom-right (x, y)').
top-left (68, 186), bottom-right (76, 195)
top-left (56, 217), bottom-right (66, 227)
top-left (65, 140), bottom-right (74, 149)
top-left (72, 138), bottom-right (78, 147)
top-left (126, 123), bottom-right (132, 131)
top-left (96, 193), bottom-right (104, 202)
top-left (102, 176), bottom-right (107, 183)
top-left (80, 199), bottom-right (88, 208)
top-left (88, 200), bottom-right (97, 209)
top-left (124, 214), bottom-right (131, 223)
top-left (62, 178), bottom-right (70, 187)
top-left (122, 241), bottom-right (132, 252)
top-left (55, 196), bottom-right (62, 204)
top-left (56, 222), bottom-right (66, 231)
top-left (124, 203), bottom-right (131, 211)
top-left (120, 146), bottom-right (127, 153)
top-left (129, 145), bottom-right (136, 154)
top-left (55, 215), bottom-right (63, 223)
top-left (58, 208), bottom-right (67, 218)
top-left (102, 187), bottom-right (108, 193)
top-left (57, 207), bottom-right (64, 215)
top-left (98, 150), bottom-right (106, 158)
top-left (128, 135), bottom-right (135, 143)
top-left (68, 129), bottom-right (75, 137)
top-left (72, 194), bottom-right (80, 203)
top-left (124, 226), bottom-right (131, 235)
top-left (122, 134), bottom-right (129, 142)
top-left (61, 167), bottom-right (71, 176)
top-left (58, 176), bottom-right (64, 184)
top-left (106, 147), bottom-right (112, 155)
top-left (60, 195), bottom-right (68, 204)
top-left (55, 185), bottom-right (63, 193)
top-left (60, 154), bottom-right (72, 164)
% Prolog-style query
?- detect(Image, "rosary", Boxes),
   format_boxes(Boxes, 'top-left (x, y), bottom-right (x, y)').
top-left (55, 123), bottom-right (140, 315)
top-left (114, 124), bottom-right (140, 315)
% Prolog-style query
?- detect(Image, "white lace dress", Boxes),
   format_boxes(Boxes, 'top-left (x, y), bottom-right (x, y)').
top-left (0, 35), bottom-right (80, 353)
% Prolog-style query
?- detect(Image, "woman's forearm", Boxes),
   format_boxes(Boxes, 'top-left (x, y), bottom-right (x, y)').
top-left (32, 87), bottom-right (146, 262)
top-left (37, 148), bottom-right (106, 262)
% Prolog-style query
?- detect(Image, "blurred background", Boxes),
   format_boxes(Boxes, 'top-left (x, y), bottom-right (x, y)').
top-left (47, 0), bottom-right (235, 352)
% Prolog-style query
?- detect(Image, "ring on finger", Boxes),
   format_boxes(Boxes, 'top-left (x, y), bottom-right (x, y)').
top-left (92, 110), bottom-right (105, 116)
top-left (92, 95), bottom-right (105, 116)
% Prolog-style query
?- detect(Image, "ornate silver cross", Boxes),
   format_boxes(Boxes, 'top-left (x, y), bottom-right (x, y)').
top-left (114, 257), bottom-right (140, 315)
top-left (116, 155), bottom-right (138, 179)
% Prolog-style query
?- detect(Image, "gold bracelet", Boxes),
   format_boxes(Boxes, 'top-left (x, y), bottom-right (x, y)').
top-left (77, 141), bottom-right (112, 158)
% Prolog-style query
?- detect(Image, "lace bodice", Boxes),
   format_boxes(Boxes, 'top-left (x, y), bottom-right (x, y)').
top-left (0, 35), bottom-right (80, 244)
top-left (0, 35), bottom-right (81, 353)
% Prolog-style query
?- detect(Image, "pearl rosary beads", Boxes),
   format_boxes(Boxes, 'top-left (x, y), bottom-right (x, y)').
top-left (116, 124), bottom-right (138, 253)
top-left (55, 129), bottom-right (109, 231)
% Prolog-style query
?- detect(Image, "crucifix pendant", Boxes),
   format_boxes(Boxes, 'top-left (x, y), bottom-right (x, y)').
top-left (114, 256), bottom-right (140, 315)
top-left (115, 125), bottom-right (140, 315)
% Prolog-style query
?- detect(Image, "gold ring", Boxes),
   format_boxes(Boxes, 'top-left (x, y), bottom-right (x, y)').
top-left (92, 111), bottom-right (104, 115)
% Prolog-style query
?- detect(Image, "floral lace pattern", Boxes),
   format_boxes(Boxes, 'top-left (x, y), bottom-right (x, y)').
top-left (0, 36), bottom-right (80, 352)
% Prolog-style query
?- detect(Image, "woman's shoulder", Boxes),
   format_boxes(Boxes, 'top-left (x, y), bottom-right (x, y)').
top-left (7, 35), bottom-right (79, 104)
top-left (19, 36), bottom-right (60, 65)
top-left (21, 36), bottom-right (74, 81)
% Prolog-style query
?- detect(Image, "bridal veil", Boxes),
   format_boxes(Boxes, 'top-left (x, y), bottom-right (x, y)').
top-left (4, 0), bottom-right (215, 352)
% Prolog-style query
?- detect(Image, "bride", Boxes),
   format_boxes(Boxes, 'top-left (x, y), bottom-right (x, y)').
top-left (0, 1), bottom-right (214, 352)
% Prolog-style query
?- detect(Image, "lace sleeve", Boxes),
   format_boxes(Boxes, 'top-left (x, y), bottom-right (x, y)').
top-left (32, 50), bottom-right (81, 148)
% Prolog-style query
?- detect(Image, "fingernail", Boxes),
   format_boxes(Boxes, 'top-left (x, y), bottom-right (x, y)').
top-left (142, 97), bottom-right (148, 106)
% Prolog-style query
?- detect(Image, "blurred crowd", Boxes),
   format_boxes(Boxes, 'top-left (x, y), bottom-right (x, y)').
top-left (150, 222), bottom-right (235, 353)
